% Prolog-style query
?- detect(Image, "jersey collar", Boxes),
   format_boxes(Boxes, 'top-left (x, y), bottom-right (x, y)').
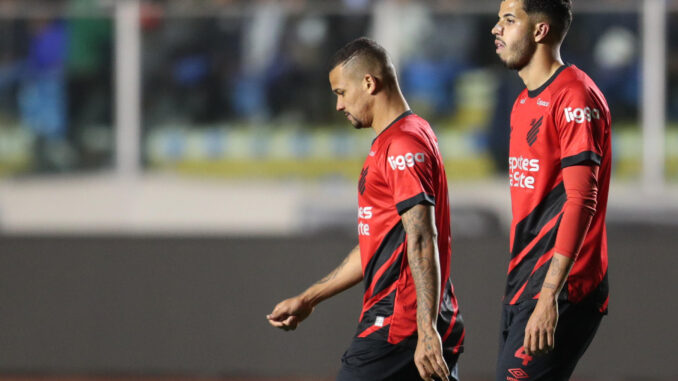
top-left (527, 64), bottom-right (570, 98)
top-left (372, 110), bottom-right (414, 145)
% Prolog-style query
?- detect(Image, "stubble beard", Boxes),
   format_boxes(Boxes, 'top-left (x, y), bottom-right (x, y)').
top-left (346, 113), bottom-right (364, 129)
top-left (501, 38), bottom-right (536, 71)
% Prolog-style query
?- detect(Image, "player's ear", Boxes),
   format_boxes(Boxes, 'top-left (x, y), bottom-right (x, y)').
top-left (363, 73), bottom-right (379, 95)
top-left (534, 21), bottom-right (550, 43)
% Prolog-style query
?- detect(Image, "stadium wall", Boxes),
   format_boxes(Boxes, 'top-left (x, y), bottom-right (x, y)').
top-left (0, 223), bottom-right (676, 380)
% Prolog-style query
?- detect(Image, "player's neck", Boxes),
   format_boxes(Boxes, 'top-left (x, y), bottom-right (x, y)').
top-left (518, 45), bottom-right (564, 91)
top-left (371, 92), bottom-right (410, 136)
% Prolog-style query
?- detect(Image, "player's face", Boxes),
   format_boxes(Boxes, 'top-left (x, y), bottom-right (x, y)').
top-left (492, 0), bottom-right (536, 70)
top-left (329, 64), bottom-right (372, 129)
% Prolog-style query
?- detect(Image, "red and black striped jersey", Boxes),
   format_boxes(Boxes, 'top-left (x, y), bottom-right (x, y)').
top-left (506, 65), bottom-right (611, 309)
top-left (356, 111), bottom-right (464, 353)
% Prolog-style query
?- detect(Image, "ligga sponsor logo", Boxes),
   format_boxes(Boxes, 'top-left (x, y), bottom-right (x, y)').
top-left (563, 106), bottom-right (601, 124)
top-left (388, 152), bottom-right (425, 171)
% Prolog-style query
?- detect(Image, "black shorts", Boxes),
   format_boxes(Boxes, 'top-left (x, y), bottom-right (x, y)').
top-left (496, 299), bottom-right (604, 381)
top-left (337, 337), bottom-right (460, 381)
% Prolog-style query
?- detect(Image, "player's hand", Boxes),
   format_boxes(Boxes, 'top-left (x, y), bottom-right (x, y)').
top-left (524, 297), bottom-right (558, 356)
top-left (266, 295), bottom-right (314, 331)
top-left (414, 327), bottom-right (450, 381)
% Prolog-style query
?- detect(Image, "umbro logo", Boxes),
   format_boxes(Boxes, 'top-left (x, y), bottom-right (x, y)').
top-left (508, 368), bottom-right (529, 379)
top-left (358, 167), bottom-right (369, 195)
top-left (527, 116), bottom-right (543, 147)
top-left (369, 151), bottom-right (376, 157)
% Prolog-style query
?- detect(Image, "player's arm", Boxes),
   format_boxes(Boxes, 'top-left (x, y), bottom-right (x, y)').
top-left (401, 203), bottom-right (450, 381)
top-left (524, 164), bottom-right (600, 356)
top-left (266, 244), bottom-right (362, 331)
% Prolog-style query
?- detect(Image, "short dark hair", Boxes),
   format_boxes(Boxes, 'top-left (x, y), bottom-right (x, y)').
top-left (329, 37), bottom-right (396, 86)
top-left (329, 37), bottom-right (389, 71)
top-left (523, 0), bottom-right (573, 42)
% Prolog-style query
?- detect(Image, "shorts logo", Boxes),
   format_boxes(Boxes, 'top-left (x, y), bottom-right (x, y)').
top-left (563, 106), bottom-right (601, 124)
top-left (508, 368), bottom-right (529, 379)
top-left (388, 152), bottom-right (425, 171)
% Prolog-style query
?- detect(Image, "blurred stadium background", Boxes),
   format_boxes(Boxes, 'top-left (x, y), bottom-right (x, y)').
top-left (0, 0), bottom-right (677, 380)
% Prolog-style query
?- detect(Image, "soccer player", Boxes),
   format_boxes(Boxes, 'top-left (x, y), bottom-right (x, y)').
top-left (491, 1), bottom-right (611, 379)
top-left (267, 37), bottom-right (464, 381)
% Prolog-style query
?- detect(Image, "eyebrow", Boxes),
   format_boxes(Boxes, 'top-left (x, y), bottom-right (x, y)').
top-left (499, 12), bottom-right (516, 19)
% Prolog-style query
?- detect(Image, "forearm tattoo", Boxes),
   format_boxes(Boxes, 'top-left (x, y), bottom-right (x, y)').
top-left (402, 206), bottom-right (439, 336)
top-left (543, 255), bottom-right (574, 293)
top-left (543, 282), bottom-right (558, 290)
top-left (550, 256), bottom-right (561, 276)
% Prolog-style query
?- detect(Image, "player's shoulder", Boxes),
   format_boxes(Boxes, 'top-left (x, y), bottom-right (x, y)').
top-left (396, 112), bottom-right (430, 131)
top-left (387, 114), bottom-right (434, 149)
top-left (551, 65), bottom-right (603, 100)
top-left (382, 112), bottom-right (428, 138)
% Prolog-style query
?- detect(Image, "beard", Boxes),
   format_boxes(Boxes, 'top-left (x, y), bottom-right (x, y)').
top-left (346, 112), bottom-right (367, 129)
top-left (500, 38), bottom-right (536, 71)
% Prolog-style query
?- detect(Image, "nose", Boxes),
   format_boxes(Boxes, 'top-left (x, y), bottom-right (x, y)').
top-left (492, 23), bottom-right (502, 36)
top-left (336, 98), bottom-right (344, 112)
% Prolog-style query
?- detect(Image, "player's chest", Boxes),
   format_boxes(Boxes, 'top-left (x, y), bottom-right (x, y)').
top-left (358, 152), bottom-right (390, 204)
top-left (508, 98), bottom-right (561, 191)
top-left (510, 98), bottom-right (560, 157)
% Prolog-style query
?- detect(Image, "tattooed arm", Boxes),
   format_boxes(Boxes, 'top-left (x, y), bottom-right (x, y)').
top-left (401, 204), bottom-right (450, 381)
top-left (267, 244), bottom-right (362, 331)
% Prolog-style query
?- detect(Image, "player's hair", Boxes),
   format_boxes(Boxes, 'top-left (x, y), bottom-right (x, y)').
top-left (522, 0), bottom-right (573, 42)
top-left (329, 37), bottom-right (397, 86)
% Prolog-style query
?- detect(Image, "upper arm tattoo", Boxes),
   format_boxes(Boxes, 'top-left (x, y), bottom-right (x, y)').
top-left (401, 204), bottom-right (436, 246)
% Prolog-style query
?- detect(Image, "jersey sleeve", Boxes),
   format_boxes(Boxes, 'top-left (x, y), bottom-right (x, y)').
top-left (554, 86), bottom-right (606, 168)
top-left (553, 164), bottom-right (599, 259)
top-left (383, 133), bottom-right (436, 215)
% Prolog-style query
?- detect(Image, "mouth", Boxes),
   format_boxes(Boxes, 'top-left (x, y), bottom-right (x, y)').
top-left (495, 39), bottom-right (505, 52)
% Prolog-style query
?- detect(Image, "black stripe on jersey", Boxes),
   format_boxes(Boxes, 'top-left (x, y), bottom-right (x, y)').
top-left (356, 289), bottom-right (397, 340)
top-left (364, 222), bottom-right (406, 292)
top-left (511, 182), bottom-right (566, 259)
top-left (505, 216), bottom-right (562, 303)
top-left (561, 151), bottom-right (602, 168)
top-left (396, 192), bottom-right (436, 215)
top-left (437, 278), bottom-right (465, 349)
top-left (371, 250), bottom-right (404, 299)
top-left (518, 253), bottom-right (568, 304)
